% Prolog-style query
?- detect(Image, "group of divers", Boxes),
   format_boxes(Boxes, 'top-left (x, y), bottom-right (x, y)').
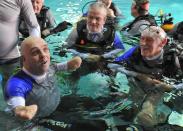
top-left (1, 0), bottom-right (183, 130)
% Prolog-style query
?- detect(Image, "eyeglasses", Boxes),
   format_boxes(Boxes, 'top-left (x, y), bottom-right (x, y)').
top-left (139, 24), bottom-right (167, 40)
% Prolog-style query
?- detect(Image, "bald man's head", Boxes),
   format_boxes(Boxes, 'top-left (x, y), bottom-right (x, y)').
top-left (21, 36), bottom-right (50, 75)
top-left (21, 36), bottom-right (46, 55)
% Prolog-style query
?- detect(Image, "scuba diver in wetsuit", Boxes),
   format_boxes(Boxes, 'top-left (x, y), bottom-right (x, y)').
top-left (63, 2), bottom-right (125, 79)
top-left (19, 0), bottom-right (72, 38)
top-left (108, 25), bottom-right (183, 129)
top-left (121, 0), bottom-right (157, 37)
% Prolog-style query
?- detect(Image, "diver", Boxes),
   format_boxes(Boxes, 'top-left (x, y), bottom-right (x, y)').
top-left (82, 0), bottom-right (123, 28)
top-left (168, 21), bottom-right (183, 42)
top-left (4, 36), bottom-right (82, 120)
top-left (19, 0), bottom-right (72, 39)
top-left (120, 0), bottom-right (157, 37)
top-left (108, 25), bottom-right (183, 128)
top-left (62, 2), bottom-right (125, 80)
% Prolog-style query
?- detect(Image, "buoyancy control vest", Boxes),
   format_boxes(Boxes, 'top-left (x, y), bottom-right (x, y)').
top-left (163, 40), bottom-right (183, 79)
top-left (36, 6), bottom-right (50, 31)
top-left (124, 47), bottom-right (183, 80)
top-left (74, 20), bottom-right (115, 55)
top-left (19, 6), bottom-right (50, 37)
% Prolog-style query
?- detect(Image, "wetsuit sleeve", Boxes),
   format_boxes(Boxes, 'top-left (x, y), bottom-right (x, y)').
top-left (46, 9), bottom-right (56, 28)
top-left (114, 46), bottom-right (138, 62)
top-left (5, 77), bottom-right (33, 99)
top-left (7, 96), bottom-right (25, 109)
top-left (67, 49), bottom-right (89, 59)
top-left (113, 33), bottom-right (125, 49)
top-left (65, 28), bottom-right (78, 48)
top-left (55, 61), bottom-right (68, 71)
top-left (20, 0), bottom-right (40, 36)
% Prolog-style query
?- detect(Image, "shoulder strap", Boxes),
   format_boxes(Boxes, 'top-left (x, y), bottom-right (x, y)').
top-left (103, 24), bottom-right (115, 46)
top-left (38, 6), bottom-right (50, 30)
top-left (76, 19), bottom-right (87, 35)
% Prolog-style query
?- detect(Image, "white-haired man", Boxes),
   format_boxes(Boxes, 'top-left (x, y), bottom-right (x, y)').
top-left (111, 26), bottom-right (183, 128)
top-left (65, 2), bottom-right (124, 79)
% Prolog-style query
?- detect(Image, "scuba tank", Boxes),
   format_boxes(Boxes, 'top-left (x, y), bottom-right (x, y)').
top-left (155, 9), bottom-right (174, 32)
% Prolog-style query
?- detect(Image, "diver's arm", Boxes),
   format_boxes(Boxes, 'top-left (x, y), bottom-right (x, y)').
top-left (114, 46), bottom-right (138, 62)
top-left (102, 33), bottom-right (125, 59)
top-left (113, 33), bottom-right (125, 49)
top-left (7, 97), bottom-right (37, 120)
top-left (102, 49), bottom-right (123, 59)
top-left (67, 56), bottom-right (82, 70)
top-left (108, 64), bottom-right (174, 92)
top-left (67, 49), bottom-right (103, 62)
top-left (56, 56), bottom-right (82, 71)
top-left (42, 21), bottom-right (72, 38)
top-left (14, 105), bottom-right (38, 120)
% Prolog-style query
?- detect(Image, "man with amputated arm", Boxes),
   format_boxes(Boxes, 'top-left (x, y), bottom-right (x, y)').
top-left (5, 37), bottom-right (82, 120)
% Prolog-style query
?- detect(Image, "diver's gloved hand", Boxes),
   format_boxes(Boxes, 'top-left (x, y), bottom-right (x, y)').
top-left (85, 54), bottom-right (102, 62)
top-left (51, 21), bottom-right (72, 34)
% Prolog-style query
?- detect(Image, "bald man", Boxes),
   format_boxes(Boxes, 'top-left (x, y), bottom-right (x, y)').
top-left (4, 37), bottom-right (82, 120)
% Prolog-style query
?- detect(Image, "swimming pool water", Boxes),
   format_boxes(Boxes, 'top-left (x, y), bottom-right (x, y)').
top-left (0, 0), bottom-right (183, 130)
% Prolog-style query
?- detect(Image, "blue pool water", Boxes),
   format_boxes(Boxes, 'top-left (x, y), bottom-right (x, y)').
top-left (0, 0), bottom-right (183, 130)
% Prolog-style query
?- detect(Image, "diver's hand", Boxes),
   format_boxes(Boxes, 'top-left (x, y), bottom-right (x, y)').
top-left (136, 74), bottom-right (173, 92)
top-left (51, 21), bottom-right (72, 33)
top-left (14, 105), bottom-right (38, 120)
top-left (67, 56), bottom-right (82, 70)
top-left (85, 54), bottom-right (102, 62)
top-left (42, 29), bottom-right (51, 38)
